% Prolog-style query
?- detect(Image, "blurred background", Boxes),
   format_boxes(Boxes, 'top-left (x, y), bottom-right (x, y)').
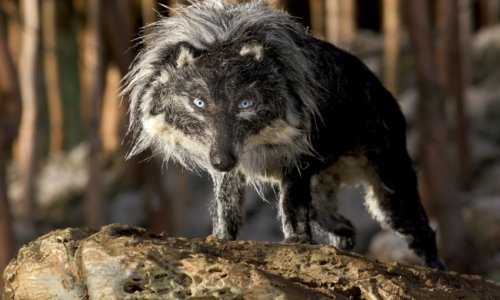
top-left (1, 0), bottom-right (500, 291)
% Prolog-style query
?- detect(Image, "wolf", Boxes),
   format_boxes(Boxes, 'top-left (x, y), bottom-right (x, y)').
top-left (122, 0), bottom-right (444, 269)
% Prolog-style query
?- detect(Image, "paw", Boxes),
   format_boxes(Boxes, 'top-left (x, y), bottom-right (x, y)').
top-left (331, 227), bottom-right (356, 251)
top-left (332, 236), bottom-right (355, 251)
top-left (212, 229), bottom-right (237, 241)
top-left (283, 235), bottom-right (316, 245)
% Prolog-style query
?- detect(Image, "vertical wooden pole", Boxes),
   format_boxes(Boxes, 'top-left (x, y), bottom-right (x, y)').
top-left (435, 0), bottom-right (451, 90)
top-left (449, 1), bottom-right (471, 189)
top-left (340, 0), bottom-right (356, 46)
top-left (310, 0), bottom-right (325, 38)
top-left (406, 0), bottom-right (473, 272)
top-left (436, 0), bottom-right (471, 188)
top-left (18, 0), bottom-right (41, 237)
top-left (0, 14), bottom-right (21, 296)
top-left (0, 152), bottom-right (14, 296)
top-left (42, 0), bottom-right (65, 156)
top-left (326, 0), bottom-right (341, 45)
top-left (326, 0), bottom-right (355, 48)
top-left (142, 0), bottom-right (157, 26)
top-left (458, 0), bottom-right (472, 87)
top-left (383, 0), bottom-right (400, 95)
top-left (101, 0), bottom-right (135, 154)
top-left (83, 0), bottom-right (104, 228)
top-left (126, 0), bottom-right (180, 234)
top-left (479, 0), bottom-right (500, 26)
top-left (264, 0), bottom-right (286, 10)
top-left (4, 0), bottom-right (22, 66)
top-left (101, 65), bottom-right (122, 154)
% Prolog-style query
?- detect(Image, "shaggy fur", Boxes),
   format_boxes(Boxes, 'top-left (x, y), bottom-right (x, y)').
top-left (122, 0), bottom-right (444, 269)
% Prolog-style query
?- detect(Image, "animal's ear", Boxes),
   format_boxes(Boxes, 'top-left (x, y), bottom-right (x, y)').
top-left (239, 43), bottom-right (264, 62)
top-left (161, 42), bottom-right (203, 68)
top-left (175, 44), bottom-right (199, 68)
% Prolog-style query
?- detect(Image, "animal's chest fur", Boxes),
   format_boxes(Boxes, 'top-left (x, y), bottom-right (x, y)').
top-left (237, 144), bottom-right (296, 182)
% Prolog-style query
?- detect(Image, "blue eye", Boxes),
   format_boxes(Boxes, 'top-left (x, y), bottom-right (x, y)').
top-left (193, 98), bottom-right (206, 109)
top-left (239, 100), bottom-right (253, 109)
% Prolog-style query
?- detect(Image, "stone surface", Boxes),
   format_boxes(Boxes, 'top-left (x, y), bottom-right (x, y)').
top-left (472, 25), bottom-right (500, 85)
top-left (4, 224), bottom-right (500, 300)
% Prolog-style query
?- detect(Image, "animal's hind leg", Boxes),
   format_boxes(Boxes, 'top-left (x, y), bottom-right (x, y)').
top-left (365, 150), bottom-right (445, 269)
top-left (310, 172), bottom-right (356, 250)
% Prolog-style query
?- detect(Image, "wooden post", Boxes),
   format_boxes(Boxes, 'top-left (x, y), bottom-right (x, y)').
top-left (0, 14), bottom-right (21, 296)
top-left (42, 0), bottom-right (65, 156)
top-left (478, 0), bottom-right (500, 26)
top-left (309, 0), bottom-right (325, 38)
top-left (406, 0), bottom-right (473, 272)
top-left (101, 0), bottom-right (135, 154)
top-left (340, 0), bottom-right (356, 46)
top-left (142, 0), bottom-right (157, 26)
top-left (326, 0), bottom-right (341, 45)
top-left (82, 0), bottom-right (104, 228)
top-left (435, 0), bottom-right (471, 188)
top-left (100, 65), bottom-right (122, 154)
top-left (18, 0), bottom-right (41, 237)
top-left (4, 0), bottom-right (22, 65)
top-left (326, 0), bottom-right (355, 48)
top-left (383, 0), bottom-right (400, 95)
top-left (458, 0), bottom-right (472, 87)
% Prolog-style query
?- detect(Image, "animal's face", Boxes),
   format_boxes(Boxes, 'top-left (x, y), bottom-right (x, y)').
top-left (145, 42), bottom-right (302, 172)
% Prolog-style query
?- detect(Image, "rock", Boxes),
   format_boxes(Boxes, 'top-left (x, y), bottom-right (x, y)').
top-left (466, 86), bottom-right (500, 143)
top-left (472, 25), bottom-right (500, 85)
top-left (7, 144), bottom-right (90, 220)
top-left (4, 224), bottom-right (500, 300)
top-left (8, 143), bottom-right (130, 229)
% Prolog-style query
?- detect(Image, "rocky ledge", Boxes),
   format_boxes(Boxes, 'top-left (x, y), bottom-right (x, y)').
top-left (3, 224), bottom-right (500, 299)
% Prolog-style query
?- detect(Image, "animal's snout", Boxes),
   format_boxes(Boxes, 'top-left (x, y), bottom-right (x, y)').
top-left (210, 148), bottom-right (237, 172)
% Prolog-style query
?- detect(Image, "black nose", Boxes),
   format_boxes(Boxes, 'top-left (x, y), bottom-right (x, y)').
top-left (210, 150), bottom-right (237, 172)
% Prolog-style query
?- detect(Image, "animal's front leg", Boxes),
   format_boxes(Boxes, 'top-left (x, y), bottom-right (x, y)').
top-left (279, 174), bottom-right (314, 244)
top-left (210, 171), bottom-right (246, 240)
